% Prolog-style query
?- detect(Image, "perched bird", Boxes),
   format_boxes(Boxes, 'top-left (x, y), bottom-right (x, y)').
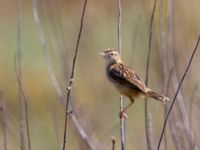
top-left (99, 48), bottom-right (169, 118)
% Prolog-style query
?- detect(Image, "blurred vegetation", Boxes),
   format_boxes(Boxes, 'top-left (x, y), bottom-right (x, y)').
top-left (0, 0), bottom-right (200, 150)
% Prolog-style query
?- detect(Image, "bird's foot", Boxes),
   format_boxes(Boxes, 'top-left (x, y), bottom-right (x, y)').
top-left (163, 96), bottom-right (170, 104)
top-left (119, 111), bottom-right (128, 119)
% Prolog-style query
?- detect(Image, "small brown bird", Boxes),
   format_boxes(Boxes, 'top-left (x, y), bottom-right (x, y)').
top-left (99, 48), bottom-right (169, 118)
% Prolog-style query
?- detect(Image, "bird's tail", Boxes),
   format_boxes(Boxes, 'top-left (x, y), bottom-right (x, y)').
top-left (146, 89), bottom-right (169, 103)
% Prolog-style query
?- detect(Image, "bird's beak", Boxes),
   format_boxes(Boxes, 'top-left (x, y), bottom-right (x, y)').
top-left (99, 52), bottom-right (105, 57)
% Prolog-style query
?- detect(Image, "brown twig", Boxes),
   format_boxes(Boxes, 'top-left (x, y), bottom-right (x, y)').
top-left (111, 137), bottom-right (116, 150)
top-left (157, 35), bottom-right (200, 150)
top-left (62, 0), bottom-right (87, 150)
top-left (0, 91), bottom-right (8, 150)
top-left (32, 1), bottom-right (97, 149)
top-left (144, 0), bottom-right (158, 149)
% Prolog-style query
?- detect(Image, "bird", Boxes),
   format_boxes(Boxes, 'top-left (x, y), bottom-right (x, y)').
top-left (99, 48), bottom-right (169, 118)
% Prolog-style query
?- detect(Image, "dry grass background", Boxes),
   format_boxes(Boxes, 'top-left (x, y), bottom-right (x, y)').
top-left (0, 0), bottom-right (200, 149)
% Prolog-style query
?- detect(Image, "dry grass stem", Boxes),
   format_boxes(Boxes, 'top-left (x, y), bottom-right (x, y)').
top-left (32, 1), bottom-right (96, 149)
top-left (189, 83), bottom-right (199, 149)
top-left (144, 0), bottom-right (158, 149)
top-left (0, 91), bottom-right (8, 150)
top-left (167, 0), bottom-right (197, 147)
top-left (111, 137), bottom-right (116, 150)
top-left (62, 0), bottom-right (88, 149)
top-left (117, 0), bottom-right (126, 150)
top-left (17, 0), bottom-right (31, 149)
top-left (157, 35), bottom-right (200, 150)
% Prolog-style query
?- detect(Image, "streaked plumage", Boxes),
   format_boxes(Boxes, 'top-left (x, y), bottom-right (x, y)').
top-left (108, 63), bottom-right (146, 94)
top-left (100, 48), bottom-right (169, 118)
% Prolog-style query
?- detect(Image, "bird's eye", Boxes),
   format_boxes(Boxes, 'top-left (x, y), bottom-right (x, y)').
top-left (110, 53), bottom-right (114, 56)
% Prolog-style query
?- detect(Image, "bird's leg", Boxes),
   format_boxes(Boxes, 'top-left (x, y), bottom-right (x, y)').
top-left (119, 97), bottom-right (134, 118)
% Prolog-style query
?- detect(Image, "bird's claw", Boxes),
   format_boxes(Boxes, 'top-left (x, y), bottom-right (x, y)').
top-left (119, 111), bottom-right (128, 119)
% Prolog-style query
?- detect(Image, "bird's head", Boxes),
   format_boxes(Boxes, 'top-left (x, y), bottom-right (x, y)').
top-left (99, 48), bottom-right (122, 65)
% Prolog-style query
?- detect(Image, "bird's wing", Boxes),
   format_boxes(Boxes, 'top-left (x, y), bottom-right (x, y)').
top-left (108, 63), bottom-right (147, 93)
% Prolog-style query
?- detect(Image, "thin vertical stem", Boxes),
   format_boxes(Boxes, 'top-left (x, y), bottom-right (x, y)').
top-left (165, 69), bottom-right (180, 149)
top-left (62, 0), bottom-right (87, 150)
top-left (159, 0), bottom-right (168, 149)
top-left (145, 0), bottom-right (158, 149)
top-left (111, 137), bottom-right (116, 150)
top-left (117, 0), bottom-right (125, 150)
top-left (189, 83), bottom-right (199, 149)
top-left (0, 91), bottom-right (8, 150)
top-left (25, 97), bottom-right (31, 150)
top-left (51, 107), bottom-right (61, 150)
top-left (17, 0), bottom-right (25, 149)
top-left (118, 0), bottom-right (122, 54)
top-left (120, 95), bottom-right (125, 150)
top-left (17, 0), bottom-right (31, 149)
top-left (32, 1), bottom-right (96, 149)
top-left (157, 35), bottom-right (200, 150)
top-left (189, 83), bottom-right (199, 129)
top-left (167, 0), bottom-right (197, 147)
